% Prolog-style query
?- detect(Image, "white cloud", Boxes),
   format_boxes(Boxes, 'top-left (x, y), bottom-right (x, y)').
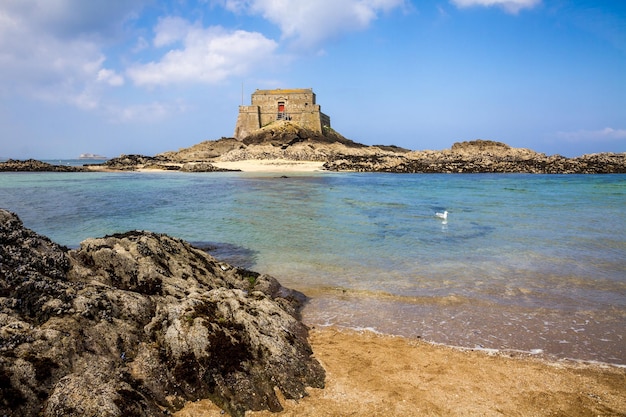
top-left (556, 127), bottom-right (626, 142)
top-left (450, 0), bottom-right (541, 14)
top-left (0, 0), bottom-right (140, 106)
top-left (97, 69), bottom-right (125, 87)
top-left (132, 36), bottom-right (150, 53)
top-left (153, 16), bottom-right (194, 47)
top-left (219, 0), bottom-right (407, 47)
top-left (127, 18), bottom-right (279, 86)
top-left (106, 100), bottom-right (188, 123)
top-left (2, 0), bottom-right (144, 40)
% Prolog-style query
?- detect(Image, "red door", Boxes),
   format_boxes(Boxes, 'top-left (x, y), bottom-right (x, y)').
top-left (278, 103), bottom-right (285, 112)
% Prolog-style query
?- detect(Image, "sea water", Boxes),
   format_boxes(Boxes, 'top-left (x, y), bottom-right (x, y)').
top-left (1, 170), bottom-right (624, 364)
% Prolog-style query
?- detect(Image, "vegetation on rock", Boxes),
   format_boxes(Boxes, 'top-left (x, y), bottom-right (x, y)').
top-left (0, 209), bottom-right (324, 417)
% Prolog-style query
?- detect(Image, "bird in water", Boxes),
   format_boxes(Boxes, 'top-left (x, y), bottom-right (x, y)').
top-left (435, 210), bottom-right (448, 220)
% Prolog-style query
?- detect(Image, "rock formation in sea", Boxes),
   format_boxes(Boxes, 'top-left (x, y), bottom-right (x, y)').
top-left (0, 209), bottom-right (325, 417)
top-left (322, 139), bottom-right (626, 174)
top-left (0, 159), bottom-right (89, 172)
top-left (101, 154), bottom-right (239, 172)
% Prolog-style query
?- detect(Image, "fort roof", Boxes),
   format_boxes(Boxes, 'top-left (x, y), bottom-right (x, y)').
top-left (254, 88), bottom-right (313, 95)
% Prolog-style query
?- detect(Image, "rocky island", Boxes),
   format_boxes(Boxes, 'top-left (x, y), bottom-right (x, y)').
top-left (0, 209), bottom-right (324, 417)
top-left (1, 87), bottom-right (624, 173)
top-left (145, 126), bottom-right (626, 174)
top-left (2, 133), bottom-right (624, 173)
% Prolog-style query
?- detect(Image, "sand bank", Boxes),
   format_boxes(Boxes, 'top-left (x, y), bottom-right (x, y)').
top-left (211, 159), bottom-right (325, 172)
top-left (175, 327), bottom-right (626, 416)
top-left (83, 159), bottom-right (325, 172)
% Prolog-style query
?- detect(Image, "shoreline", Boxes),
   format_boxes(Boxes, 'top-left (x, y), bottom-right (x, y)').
top-left (87, 159), bottom-right (326, 173)
top-left (3, 154), bottom-right (626, 173)
top-left (176, 326), bottom-right (626, 416)
top-left (210, 159), bottom-right (325, 172)
top-left (303, 324), bottom-right (626, 369)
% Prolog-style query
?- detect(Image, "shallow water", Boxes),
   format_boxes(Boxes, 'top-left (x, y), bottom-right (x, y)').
top-left (1, 171), bottom-right (624, 364)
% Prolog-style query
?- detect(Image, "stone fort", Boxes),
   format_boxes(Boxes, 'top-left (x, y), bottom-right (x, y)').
top-left (234, 88), bottom-right (331, 140)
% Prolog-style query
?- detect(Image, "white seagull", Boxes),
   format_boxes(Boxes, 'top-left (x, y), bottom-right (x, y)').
top-left (435, 210), bottom-right (448, 220)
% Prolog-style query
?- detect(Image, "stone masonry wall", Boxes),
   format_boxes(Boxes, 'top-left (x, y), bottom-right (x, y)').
top-left (234, 89), bottom-right (330, 139)
top-left (234, 106), bottom-right (261, 140)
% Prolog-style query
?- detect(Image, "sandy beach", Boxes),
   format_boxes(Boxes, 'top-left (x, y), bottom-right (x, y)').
top-left (211, 159), bottom-right (326, 172)
top-left (175, 327), bottom-right (626, 417)
top-left (83, 159), bottom-right (326, 173)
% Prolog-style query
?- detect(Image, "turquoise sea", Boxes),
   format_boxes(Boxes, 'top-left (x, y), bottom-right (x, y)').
top-left (1, 169), bottom-right (624, 364)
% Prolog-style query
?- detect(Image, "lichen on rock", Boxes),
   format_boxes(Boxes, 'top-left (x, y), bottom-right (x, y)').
top-left (0, 209), bottom-right (324, 417)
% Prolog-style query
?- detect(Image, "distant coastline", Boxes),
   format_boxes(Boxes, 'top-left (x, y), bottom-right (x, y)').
top-left (79, 153), bottom-right (108, 160)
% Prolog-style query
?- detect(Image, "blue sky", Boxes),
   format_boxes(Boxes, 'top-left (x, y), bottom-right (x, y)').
top-left (0, 0), bottom-right (624, 159)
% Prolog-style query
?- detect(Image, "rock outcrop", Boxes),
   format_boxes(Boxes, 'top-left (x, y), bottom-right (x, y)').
top-left (323, 140), bottom-right (626, 174)
top-left (101, 154), bottom-right (238, 172)
top-left (160, 122), bottom-right (403, 164)
top-left (180, 162), bottom-right (240, 172)
top-left (159, 138), bottom-right (245, 162)
top-left (103, 154), bottom-right (178, 170)
top-left (0, 159), bottom-right (89, 172)
top-left (0, 209), bottom-right (324, 417)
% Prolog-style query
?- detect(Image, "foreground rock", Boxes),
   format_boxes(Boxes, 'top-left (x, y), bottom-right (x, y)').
top-left (0, 209), bottom-right (324, 417)
top-left (0, 159), bottom-right (89, 172)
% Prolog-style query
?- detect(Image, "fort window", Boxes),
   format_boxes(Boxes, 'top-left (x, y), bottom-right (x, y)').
top-left (277, 101), bottom-right (285, 120)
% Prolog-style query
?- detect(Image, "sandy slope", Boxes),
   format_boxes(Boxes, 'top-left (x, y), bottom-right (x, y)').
top-left (175, 327), bottom-right (626, 417)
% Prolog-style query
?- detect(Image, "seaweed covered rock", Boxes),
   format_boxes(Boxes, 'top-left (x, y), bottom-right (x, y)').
top-left (179, 161), bottom-right (239, 172)
top-left (323, 141), bottom-right (626, 173)
top-left (0, 159), bottom-right (88, 172)
top-left (102, 154), bottom-right (180, 171)
top-left (0, 209), bottom-right (324, 417)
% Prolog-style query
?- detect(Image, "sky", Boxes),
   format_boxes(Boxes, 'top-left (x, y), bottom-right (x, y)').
top-left (0, 0), bottom-right (624, 159)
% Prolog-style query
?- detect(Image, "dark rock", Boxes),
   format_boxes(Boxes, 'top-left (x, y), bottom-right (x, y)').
top-left (0, 209), bottom-right (324, 417)
top-left (0, 159), bottom-right (88, 172)
top-left (323, 141), bottom-right (626, 174)
top-left (371, 144), bottom-right (412, 153)
top-left (101, 154), bottom-right (180, 171)
top-left (450, 139), bottom-right (512, 153)
top-left (180, 162), bottom-right (240, 172)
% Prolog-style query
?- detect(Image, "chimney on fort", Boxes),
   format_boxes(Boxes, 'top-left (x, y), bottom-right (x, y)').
top-left (234, 88), bottom-right (331, 140)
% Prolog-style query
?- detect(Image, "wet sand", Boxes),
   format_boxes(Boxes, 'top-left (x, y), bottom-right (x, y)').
top-left (175, 327), bottom-right (626, 416)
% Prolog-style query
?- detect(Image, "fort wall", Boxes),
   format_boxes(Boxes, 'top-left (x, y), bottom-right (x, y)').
top-left (234, 88), bottom-right (331, 140)
top-left (234, 106), bottom-right (261, 140)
